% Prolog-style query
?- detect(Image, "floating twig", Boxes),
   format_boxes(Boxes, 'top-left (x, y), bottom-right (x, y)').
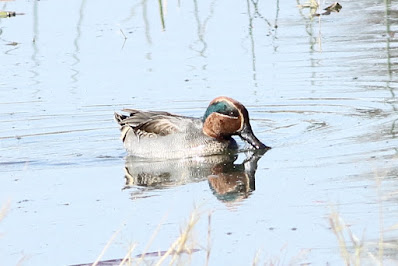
top-left (0, 11), bottom-right (25, 18)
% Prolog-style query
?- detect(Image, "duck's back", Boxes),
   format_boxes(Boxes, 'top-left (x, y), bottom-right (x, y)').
top-left (115, 110), bottom-right (237, 158)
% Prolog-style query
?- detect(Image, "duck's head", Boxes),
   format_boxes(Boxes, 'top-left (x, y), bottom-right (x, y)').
top-left (202, 96), bottom-right (269, 150)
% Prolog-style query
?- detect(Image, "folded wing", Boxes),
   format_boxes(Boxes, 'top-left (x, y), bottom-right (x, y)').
top-left (115, 109), bottom-right (190, 139)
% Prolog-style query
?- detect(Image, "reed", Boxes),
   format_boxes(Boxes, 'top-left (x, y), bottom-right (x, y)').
top-left (89, 207), bottom-right (312, 266)
top-left (329, 159), bottom-right (398, 265)
top-left (0, 201), bottom-right (10, 222)
top-left (329, 210), bottom-right (364, 265)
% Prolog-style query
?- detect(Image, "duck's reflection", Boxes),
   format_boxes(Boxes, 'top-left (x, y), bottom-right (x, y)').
top-left (123, 149), bottom-right (267, 202)
top-left (208, 151), bottom-right (263, 202)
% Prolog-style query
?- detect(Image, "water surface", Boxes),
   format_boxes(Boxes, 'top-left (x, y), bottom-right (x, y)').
top-left (1, 0), bottom-right (398, 265)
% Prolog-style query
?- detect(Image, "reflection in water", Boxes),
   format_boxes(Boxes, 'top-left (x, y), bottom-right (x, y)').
top-left (158, 0), bottom-right (166, 30)
top-left (142, 0), bottom-right (152, 44)
top-left (30, 0), bottom-right (41, 97)
top-left (71, 0), bottom-right (86, 87)
top-left (296, 1), bottom-right (324, 89)
top-left (188, 0), bottom-right (216, 84)
top-left (296, 0), bottom-right (320, 52)
top-left (385, 0), bottom-right (393, 79)
top-left (208, 150), bottom-right (264, 202)
top-left (246, 0), bottom-right (279, 86)
top-left (384, 1), bottom-right (398, 139)
top-left (191, 0), bottom-right (216, 57)
top-left (124, 150), bottom-right (266, 202)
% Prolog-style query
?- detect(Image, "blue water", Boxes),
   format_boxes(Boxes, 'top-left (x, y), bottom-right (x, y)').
top-left (1, 0), bottom-right (398, 265)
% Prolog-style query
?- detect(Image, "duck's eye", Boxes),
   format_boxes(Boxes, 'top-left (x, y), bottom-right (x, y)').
top-left (226, 109), bottom-right (239, 117)
top-left (203, 101), bottom-right (239, 121)
top-left (216, 102), bottom-right (239, 117)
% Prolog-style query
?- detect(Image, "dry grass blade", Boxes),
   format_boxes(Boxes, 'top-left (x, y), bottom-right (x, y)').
top-left (16, 255), bottom-right (30, 266)
top-left (205, 211), bottom-right (212, 266)
top-left (329, 211), bottom-right (351, 265)
top-left (387, 223), bottom-right (398, 231)
top-left (92, 226), bottom-right (124, 266)
top-left (0, 200), bottom-right (10, 222)
top-left (119, 243), bottom-right (137, 266)
top-left (155, 210), bottom-right (199, 266)
top-left (252, 249), bottom-right (261, 266)
top-left (170, 210), bottom-right (199, 265)
top-left (297, 0), bottom-right (319, 9)
top-left (135, 212), bottom-right (169, 264)
top-left (0, 201), bottom-right (10, 238)
top-left (329, 210), bottom-right (369, 266)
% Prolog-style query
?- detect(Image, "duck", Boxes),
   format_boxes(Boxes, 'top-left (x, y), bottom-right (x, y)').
top-left (114, 96), bottom-right (269, 158)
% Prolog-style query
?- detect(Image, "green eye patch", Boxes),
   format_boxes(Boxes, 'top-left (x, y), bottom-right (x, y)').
top-left (203, 101), bottom-right (239, 122)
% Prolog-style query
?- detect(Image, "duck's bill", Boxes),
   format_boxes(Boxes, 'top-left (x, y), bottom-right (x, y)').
top-left (239, 125), bottom-right (270, 150)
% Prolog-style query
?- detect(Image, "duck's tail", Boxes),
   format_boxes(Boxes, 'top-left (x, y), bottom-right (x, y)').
top-left (114, 112), bottom-right (129, 126)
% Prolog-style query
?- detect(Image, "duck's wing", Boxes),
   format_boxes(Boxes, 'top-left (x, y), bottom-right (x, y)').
top-left (115, 110), bottom-right (194, 138)
top-left (115, 109), bottom-right (173, 126)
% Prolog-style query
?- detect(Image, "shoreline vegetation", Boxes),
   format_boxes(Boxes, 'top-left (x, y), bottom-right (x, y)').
top-left (66, 205), bottom-right (398, 266)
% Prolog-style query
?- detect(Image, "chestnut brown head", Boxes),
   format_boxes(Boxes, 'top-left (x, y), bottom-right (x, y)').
top-left (202, 97), bottom-right (269, 150)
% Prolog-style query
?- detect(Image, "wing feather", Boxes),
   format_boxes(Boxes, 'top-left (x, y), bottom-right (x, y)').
top-left (115, 110), bottom-right (193, 138)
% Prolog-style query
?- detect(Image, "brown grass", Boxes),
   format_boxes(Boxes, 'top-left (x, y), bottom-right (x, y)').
top-left (0, 200), bottom-right (10, 222)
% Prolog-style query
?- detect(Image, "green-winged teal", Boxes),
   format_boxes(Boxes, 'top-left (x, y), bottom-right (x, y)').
top-left (114, 96), bottom-right (269, 158)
